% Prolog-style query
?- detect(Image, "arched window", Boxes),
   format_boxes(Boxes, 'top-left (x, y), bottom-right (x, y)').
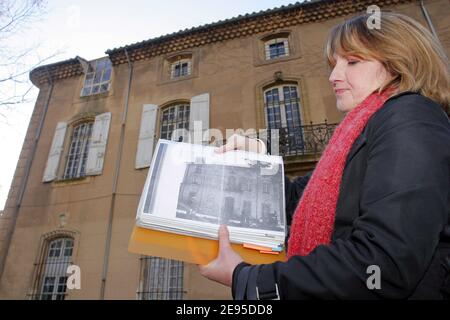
top-left (264, 84), bottom-right (304, 153)
top-left (160, 103), bottom-right (190, 141)
top-left (138, 257), bottom-right (184, 300)
top-left (64, 122), bottom-right (94, 179)
top-left (35, 237), bottom-right (74, 300)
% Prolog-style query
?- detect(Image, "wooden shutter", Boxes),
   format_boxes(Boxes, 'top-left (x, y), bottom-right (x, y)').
top-left (86, 112), bottom-right (111, 175)
top-left (135, 104), bottom-right (158, 169)
top-left (189, 93), bottom-right (210, 145)
top-left (42, 122), bottom-right (67, 182)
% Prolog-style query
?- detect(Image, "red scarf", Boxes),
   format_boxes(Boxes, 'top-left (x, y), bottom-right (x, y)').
top-left (287, 91), bottom-right (392, 258)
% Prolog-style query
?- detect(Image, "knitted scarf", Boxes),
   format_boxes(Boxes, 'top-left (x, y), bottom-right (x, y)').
top-left (287, 91), bottom-right (392, 258)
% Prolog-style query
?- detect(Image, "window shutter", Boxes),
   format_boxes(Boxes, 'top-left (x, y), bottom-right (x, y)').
top-left (135, 104), bottom-right (158, 169)
top-left (189, 93), bottom-right (210, 145)
top-left (86, 112), bottom-right (111, 176)
top-left (43, 122), bottom-right (67, 182)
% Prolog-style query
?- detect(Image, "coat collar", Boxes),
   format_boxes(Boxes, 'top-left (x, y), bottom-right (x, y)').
top-left (343, 91), bottom-right (417, 168)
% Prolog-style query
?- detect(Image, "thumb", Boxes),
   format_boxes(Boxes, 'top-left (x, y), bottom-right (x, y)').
top-left (218, 224), bottom-right (231, 252)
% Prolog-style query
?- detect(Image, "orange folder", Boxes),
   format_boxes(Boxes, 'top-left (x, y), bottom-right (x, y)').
top-left (128, 226), bottom-right (286, 265)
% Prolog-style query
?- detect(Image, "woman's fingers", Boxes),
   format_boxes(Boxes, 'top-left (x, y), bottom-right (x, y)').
top-left (218, 224), bottom-right (231, 252)
top-left (214, 134), bottom-right (247, 154)
top-left (198, 224), bottom-right (244, 287)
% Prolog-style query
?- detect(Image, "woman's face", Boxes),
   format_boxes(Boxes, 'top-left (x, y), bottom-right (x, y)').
top-left (328, 53), bottom-right (392, 113)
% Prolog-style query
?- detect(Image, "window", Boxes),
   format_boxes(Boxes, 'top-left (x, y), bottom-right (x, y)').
top-left (240, 179), bottom-right (251, 192)
top-left (160, 104), bottom-right (190, 141)
top-left (265, 38), bottom-right (289, 60)
top-left (138, 257), bottom-right (184, 300)
top-left (159, 52), bottom-right (197, 83)
top-left (64, 122), bottom-right (93, 179)
top-left (227, 176), bottom-right (237, 191)
top-left (171, 59), bottom-right (191, 79)
top-left (264, 84), bottom-right (304, 154)
top-left (35, 238), bottom-right (73, 300)
top-left (81, 58), bottom-right (112, 96)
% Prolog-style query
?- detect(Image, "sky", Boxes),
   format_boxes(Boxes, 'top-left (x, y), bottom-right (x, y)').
top-left (0, 0), bottom-right (300, 210)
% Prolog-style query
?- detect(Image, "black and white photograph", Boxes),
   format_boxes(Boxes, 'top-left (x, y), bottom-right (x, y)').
top-left (175, 160), bottom-right (284, 232)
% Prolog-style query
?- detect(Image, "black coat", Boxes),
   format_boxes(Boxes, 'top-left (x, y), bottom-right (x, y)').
top-left (232, 92), bottom-right (450, 300)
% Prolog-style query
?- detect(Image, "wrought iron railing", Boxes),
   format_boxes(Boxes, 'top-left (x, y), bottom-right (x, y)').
top-left (274, 121), bottom-right (338, 156)
top-left (246, 121), bottom-right (338, 157)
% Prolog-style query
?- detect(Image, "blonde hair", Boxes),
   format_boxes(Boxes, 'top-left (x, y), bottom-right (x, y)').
top-left (325, 12), bottom-right (450, 114)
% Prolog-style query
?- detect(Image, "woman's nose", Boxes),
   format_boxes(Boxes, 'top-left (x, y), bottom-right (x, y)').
top-left (329, 66), bottom-right (342, 84)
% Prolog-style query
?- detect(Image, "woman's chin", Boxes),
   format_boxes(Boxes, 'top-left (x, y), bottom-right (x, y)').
top-left (336, 103), bottom-right (353, 113)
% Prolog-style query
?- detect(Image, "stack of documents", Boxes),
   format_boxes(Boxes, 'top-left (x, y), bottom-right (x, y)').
top-left (136, 139), bottom-right (286, 252)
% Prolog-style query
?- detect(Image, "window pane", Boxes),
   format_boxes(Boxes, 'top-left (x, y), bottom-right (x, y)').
top-left (268, 41), bottom-right (287, 59)
top-left (64, 122), bottom-right (93, 179)
top-left (100, 83), bottom-right (109, 92)
top-left (81, 59), bottom-right (112, 96)
top-left (93, 71), bottom-right (102, 84)
top-left (140, 257), bottom-right (183, 300)
top-left (174, 65), bottom-right (181, 77)
top-left (102, 68), bottom-right (111, 82)
top-left (92, 85), bottom-right (100, 94)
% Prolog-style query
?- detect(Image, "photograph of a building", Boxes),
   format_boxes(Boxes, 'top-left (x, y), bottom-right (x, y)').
top-left (176, 160), bottom-right (284, 232)
top-left (0, 0), bottom-right (448, 300)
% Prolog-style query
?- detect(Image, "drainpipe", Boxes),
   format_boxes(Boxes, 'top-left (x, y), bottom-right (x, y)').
top-left (0, 67), bottom-right (54, 280)
top-left (420, 1), bottom-right (441, 43)
top-left (100, 48), bottom-right (133, 299)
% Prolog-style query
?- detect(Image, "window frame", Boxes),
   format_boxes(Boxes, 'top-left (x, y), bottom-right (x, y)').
top-left (63, 121), bottom-right (94, 180)
top-left (263, 83), bottom-right (306, 155)
top-left (138, 257), bottom-right (184, 300)
top-left (80, 58), bottom-right (112, 97)
top-left (36, 237), bottom-right (74, 300)
top-left (254, 31), bottom-right (300, 67)
top-left (158, 50), bottom-right (199, 84)
top-left (265, 38), bottom-right (290, 60)
top-left (170, 58), bottom-right (192, 79)
top-left (159, 103), bottom-right (190, 141)
top-left (263, 84), bottom-right (302, 129)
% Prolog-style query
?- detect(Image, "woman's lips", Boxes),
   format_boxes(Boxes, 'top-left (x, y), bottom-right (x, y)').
top-left (335, 89), bottom-right (348, 95)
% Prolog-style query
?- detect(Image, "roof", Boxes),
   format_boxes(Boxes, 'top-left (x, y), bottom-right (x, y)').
top-left (105, 0), bottom-right (322, 54)
top-left (30, 0), bottom-right (413, 87)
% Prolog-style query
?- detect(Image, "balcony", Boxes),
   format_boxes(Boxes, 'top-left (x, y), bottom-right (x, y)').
top-left (266, 121), bottom-right (338, 157)
top-left (243, 121), bottom-right (337, 157)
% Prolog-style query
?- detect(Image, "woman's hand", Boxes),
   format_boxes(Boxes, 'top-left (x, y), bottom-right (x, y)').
top-left (198, 225), bottom-right (244, 287)
top-left (215, 134), bottom-right (267, 154)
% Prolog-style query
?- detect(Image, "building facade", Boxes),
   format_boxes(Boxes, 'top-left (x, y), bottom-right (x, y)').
top-left (0, 0), bottom-right (449, 299)
top-left (177, 161), bottom-right (284, 230)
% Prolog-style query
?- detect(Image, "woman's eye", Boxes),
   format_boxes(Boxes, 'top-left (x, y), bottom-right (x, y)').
top-left (348, 60), bottom-right (359, 65)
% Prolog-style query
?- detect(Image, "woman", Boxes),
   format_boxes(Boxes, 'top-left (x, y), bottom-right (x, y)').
top-left (199, 12), bottom-right (450, 299)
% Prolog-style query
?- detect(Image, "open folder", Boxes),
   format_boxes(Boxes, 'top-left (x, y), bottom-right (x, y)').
top-left (128, 226), bottom-right (287, 265)
top-left (129, 139), bottom-right (287, 265)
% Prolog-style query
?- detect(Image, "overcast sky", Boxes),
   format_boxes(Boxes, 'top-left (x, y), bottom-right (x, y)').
top-left (0, 0), bottom-right (300, 210)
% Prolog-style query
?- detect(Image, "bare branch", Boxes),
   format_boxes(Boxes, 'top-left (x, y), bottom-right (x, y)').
top-left (0, 0), bottom-right (52, 118)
